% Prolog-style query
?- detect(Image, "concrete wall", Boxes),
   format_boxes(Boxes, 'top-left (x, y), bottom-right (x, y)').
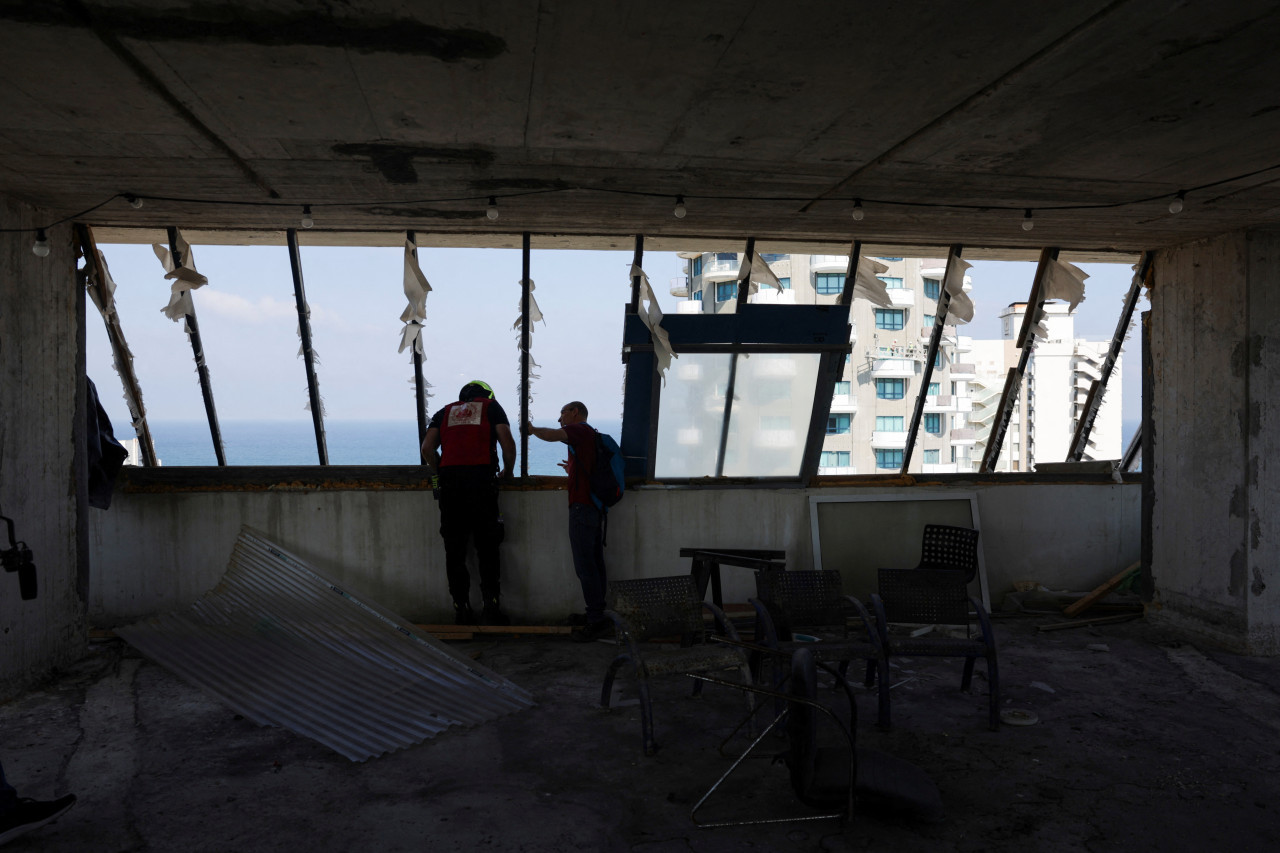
top-left (1151, 229), bottom-right (1280, 653)
top-left (0, 201), bottom-right (87, 696)
top-left (88, 481), bottom-right (1140, 626)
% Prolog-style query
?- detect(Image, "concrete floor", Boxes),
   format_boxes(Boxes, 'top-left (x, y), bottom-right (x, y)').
top-left (2, 614), bottom-right (1278, 852)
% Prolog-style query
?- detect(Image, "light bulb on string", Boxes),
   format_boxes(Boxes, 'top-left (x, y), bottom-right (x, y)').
top-left (1021, 209), bottom-right (1035, 231)
top-left (486, 197), bottom-right (499, 220)
top-left (32, 229), bottom-right (50, 258)
top-left (1168, 191), bottom-right (1185, 214)
top-left (673, 195), bottom-right (687, 219)
top-left (300, 205), bottom-right (314, 228)
top-left (851, 199), bottom-right (865, 221)
top-left (126, 194), bottom-right (144, 209)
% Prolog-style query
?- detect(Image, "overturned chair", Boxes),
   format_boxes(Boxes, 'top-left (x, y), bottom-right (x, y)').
top-left (601, 575), bottom-right (754, 755)
top-left (870, 524), bottom-right (1000, 730)
top-left (690, 647), bottom-right (943, 827)
top-left (750, 568), bottom-right (889, 728)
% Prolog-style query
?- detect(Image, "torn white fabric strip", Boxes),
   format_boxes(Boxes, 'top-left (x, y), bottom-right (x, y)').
top-left (630, 264), bottom-right (678, 380)
top-left (943, 258), bottom-right (975, 323)
top-left (853, 257), bottom-right (893, 308)
top-left (1042, 258), bottom-right (1089, 312)
top-left (154, 229), bottom-right (209, 321)
top-left (512, 279), bottom-right (544, 330)
top-left (749, 253), bottom-right (784, 292)
top-left (399, 237), bottom-right (431, 324)
top-left (398, 321), bottom-right (424, 355)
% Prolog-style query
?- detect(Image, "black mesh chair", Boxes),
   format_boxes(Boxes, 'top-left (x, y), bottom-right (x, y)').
top-left (601, 575), bottom-right (753, 755)
top-left (690, 647), bottom-right (943, 827)
top-left (870, 525), bottom-right (999, 730)
top-left (749, 569), bottom-right (888, 728)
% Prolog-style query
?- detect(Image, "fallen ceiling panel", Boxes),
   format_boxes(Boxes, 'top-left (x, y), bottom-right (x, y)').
top-left (116, 526), bottom-right (534, 761)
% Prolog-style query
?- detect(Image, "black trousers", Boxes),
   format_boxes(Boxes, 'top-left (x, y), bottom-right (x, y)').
top-left (437, 469), bottom-right (501, 605)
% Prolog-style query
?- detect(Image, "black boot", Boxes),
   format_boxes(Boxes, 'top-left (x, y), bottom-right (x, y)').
top-left (481, 598), bottom-right (511, 626)
top-left (454, 600), bottom-right (476, 625)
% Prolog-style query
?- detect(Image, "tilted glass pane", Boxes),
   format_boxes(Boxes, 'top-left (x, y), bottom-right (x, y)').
top-left (654, 353), bottom-right (733, 478)
top-left (721, 353), bottom-right (821, 477)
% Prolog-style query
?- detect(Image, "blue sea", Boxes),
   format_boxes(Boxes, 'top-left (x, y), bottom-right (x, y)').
top-left (143, 419), bottom-right (622, 475)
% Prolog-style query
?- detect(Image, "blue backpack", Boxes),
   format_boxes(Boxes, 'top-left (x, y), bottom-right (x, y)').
top-left (569, 427), bottom-right (625, 511)
top-left (587, 429), bottom-right (626, 510)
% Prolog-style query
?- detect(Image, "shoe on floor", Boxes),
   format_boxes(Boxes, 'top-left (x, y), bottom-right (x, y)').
top-left (454, 602), bottom-right (477, 626)
top-left (566, 612), bottom-right (589, 627)
top-left (0, 794), bottom-right (77, 845)
top-left (481, 601), bottom-right (511, 627)
top-left (571, 619), bottom-right (613, 643)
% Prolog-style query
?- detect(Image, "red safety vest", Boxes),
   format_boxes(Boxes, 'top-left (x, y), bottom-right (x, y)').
top-left (438, 400), bottom-right (494, 468)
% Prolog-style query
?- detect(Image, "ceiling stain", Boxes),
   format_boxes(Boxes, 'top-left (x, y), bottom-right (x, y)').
top-left (332, 143), bottom-right (495, 183)
top-left (10, 3), bottom-right (507, 61)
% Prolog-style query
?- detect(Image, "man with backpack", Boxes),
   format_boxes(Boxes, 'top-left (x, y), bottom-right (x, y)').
top-left (524, 401), bottom-right (616, 642)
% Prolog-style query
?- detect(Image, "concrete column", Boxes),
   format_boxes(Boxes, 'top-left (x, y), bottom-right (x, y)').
top-left (0, 197), bottom-right (87, 695)
top-left (1151, 227), bottom-right (1280, 653)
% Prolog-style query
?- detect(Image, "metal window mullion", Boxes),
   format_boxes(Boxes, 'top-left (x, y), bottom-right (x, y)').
top-left (407, 231), bottom-right (429, 447)
top-left (286, 228), bottom-right (328, 465)
top-left (1067, 251), bottom-right (1153, 461)
top-left (76, 223), bottom-right (159, 467)
top-left (520, 232), bottom-right (531, 479)
top-left (980, 247), bottom-right (1057, 472)
top-left (734, 237), bottom-right (756, 308)
top-left (901, 244), bottom-right (961, 474)
top-left (169, 226), bottom-right (226, 466)
top-left (802, 241), bottom-right (862, 482)
top-left (714, 354), bottom-right (740, 477)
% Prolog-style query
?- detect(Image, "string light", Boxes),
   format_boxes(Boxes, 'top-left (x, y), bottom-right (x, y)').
top-left (851, 199), bottom-right (865, 221)
top-left (300, 204), bottom-right (314, 228)
top-left (486, 197), bottom-right (499, 220)
top-left (126, 193), bottom-right (144, 209)
top-left (673, 195), bottom-right (687, 219)
top-left (32, 229), bottom-right (50, 257)
top-left (1021, 209), bottom-right (1035, 231)
top-left (1168, 191), bottom-right (1185, 214)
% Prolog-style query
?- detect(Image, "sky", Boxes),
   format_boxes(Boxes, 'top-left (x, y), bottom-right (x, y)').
top-left (86, 243), bottom-right (1143, 440)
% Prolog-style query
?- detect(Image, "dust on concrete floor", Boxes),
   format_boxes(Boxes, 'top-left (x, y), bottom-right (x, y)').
top-left (1, 615), bottom-right (1278, 852)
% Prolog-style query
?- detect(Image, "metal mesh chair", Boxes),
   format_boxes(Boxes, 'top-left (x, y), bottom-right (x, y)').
top-left (749, 569), bottom-right (888, 728)
top-left (916, 524), bottom-right (981, 581)
top-left (690, 647), bottom-right (943, 827)
top-left (871, 558), bottom-right (1000, 730)
top-left (601, 575), bottom-right (753, 755)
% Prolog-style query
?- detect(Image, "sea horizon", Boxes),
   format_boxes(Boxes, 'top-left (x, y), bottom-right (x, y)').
top-left (134, 418), bottom-right (623, 474)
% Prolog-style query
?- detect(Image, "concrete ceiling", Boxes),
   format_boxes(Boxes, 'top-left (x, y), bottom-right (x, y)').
top-left (2, 0), bottom-right (1279, 254)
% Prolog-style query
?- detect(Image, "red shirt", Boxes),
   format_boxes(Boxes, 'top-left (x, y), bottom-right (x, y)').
top-left (564, 422), bottom-right (597, 505)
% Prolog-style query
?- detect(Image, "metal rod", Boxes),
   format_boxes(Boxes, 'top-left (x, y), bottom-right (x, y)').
top-left (406, 231), bottom-right (429, 447)
top-left (901, 244), bottom-right (961, 474)
top-left (628, 234), bottom-right (644, 314)
top-left (169, 226), bottom-right (226, 466)
top-left (802, 241), bottom-right (861, 481)
top-left (286, 228), bottom-right (328, 465)
top-left (981, 247), bottom-right (1057, 472)
top-left (714, 354), bottom-right (740, 477)
top-left (838, 240), bottom-right (863, 307)
top-left (1067, 251), bottom-right (1152, 461)
top-left (734, 238), bottom-right (756, 308)
top-left (76, 223), bottom-right (159, 467)
top-left (520, 232), bottom-right (531, 479)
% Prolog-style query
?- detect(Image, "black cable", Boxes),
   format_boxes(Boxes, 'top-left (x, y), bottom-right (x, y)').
top-left (3, 158), bottom-right (1279, 236)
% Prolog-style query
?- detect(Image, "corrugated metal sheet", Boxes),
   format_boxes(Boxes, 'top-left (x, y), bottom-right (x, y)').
top-left (117, 526), bottom-right (534, 761)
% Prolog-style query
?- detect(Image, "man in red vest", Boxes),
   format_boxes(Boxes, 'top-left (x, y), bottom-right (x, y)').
top-left (421, 380), bottom-right (516, 625)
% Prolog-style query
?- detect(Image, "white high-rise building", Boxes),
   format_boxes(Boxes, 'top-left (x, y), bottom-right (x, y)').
top-left (674, 256), bottom-right (1124, 475)
top-left (968, 303), bottom-right (1121, 471)
top-left (677, 253), bottom-right (978, 475)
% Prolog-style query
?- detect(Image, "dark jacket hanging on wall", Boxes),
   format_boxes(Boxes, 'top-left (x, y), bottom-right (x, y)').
top-left (86, 377), bottom-right (128, 509)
